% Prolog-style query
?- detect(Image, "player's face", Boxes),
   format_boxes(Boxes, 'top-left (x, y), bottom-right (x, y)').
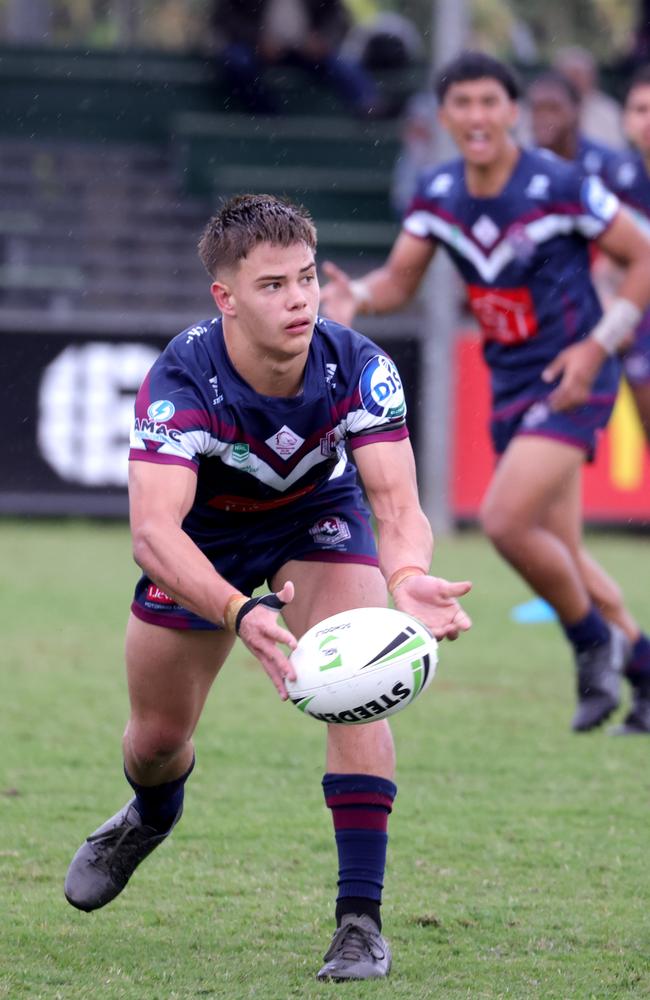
top-left (529, 83), bottom-right (578, 150)
top-left (624, 84), bottom-right (650, 156)
top-left (438, 78), bottom-right (518, 166)
top-left (216, 241), bottom-right (319, 360)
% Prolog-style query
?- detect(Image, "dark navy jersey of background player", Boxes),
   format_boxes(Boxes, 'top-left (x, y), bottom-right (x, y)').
top-left (575, 134), bottom-right (620, 178)
top-left (403, 147), bottom-right (621, 405)
top-left (605, 150), bottom-right (650, 380)
top-left (129, 316), bottom-right (408, 544)
top-left (606, 150), bottom-right (650, 232)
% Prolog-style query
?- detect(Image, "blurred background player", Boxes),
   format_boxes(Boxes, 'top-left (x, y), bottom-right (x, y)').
top-left (320, 50), bottom-right (650, 735)
top-left (599, 65), bottom-right (650, 448)
top-left (527, 70), bottom-right (619, 178)
top-left (63, 194), bottom-right (472, 981)
top-left (211, 0), bottom-right (384, 117)
top-left (553, 45), bottom-right (626, 149)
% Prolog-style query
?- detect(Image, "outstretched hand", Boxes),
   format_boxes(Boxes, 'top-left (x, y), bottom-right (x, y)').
top-left (319, 260), bottom-right (358, 326)
top-left (237, 581), bottom-right (298, 700)
top-left (392, 575), bottom-right (472, 640)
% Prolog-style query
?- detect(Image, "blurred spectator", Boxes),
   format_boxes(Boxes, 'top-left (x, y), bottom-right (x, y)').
top-left (212, 0), bottom-right (385, 117)
top-left (528, 71), bottom-right (619, 176)
top-left (553, 46), bottom-right (625, 148)
top-left (390, 91), bottom-right (437, 217)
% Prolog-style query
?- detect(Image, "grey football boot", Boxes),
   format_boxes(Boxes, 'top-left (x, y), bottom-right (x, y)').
top-left (64, 799), bottom-right (182, 912)
top-left (610, 675), bottom-right (650, 735)
top-left (571, 624), bottom-right (629, 732)
top-left (317, 914), bottom-right (392, 981)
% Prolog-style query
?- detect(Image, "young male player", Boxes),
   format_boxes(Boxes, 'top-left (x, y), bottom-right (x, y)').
top-left (601, 65), bottom-right (650, 446)
top-left (527, 70), bottom-right (619, 178)
top-left (320, 51), bottom-right (650, 735)
top-left (63, 194), bottom-right (472, 981)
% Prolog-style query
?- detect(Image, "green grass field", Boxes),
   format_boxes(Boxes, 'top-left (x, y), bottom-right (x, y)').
top-left (2, 520), bottom-right (650, 1000)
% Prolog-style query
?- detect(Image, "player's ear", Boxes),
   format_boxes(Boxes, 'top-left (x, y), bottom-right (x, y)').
top-left (211, 280), bottom-right (235, 315)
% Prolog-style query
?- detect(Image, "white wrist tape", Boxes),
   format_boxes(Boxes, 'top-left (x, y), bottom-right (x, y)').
top-left (349, 279), bottom-right (373, 311)
top-left (590, 298), bottom-right (642, 355)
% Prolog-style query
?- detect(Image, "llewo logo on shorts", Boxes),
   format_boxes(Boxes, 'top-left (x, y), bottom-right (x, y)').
top-left (310, 516), bottom-right (351, 547)
top-left (359, 355), bottom-right (406, 419)
top-left (147, 399), bottom-right (175, 422)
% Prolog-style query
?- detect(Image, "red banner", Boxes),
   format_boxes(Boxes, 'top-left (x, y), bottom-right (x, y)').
top-left (451, 331), bottom-right (650, 525)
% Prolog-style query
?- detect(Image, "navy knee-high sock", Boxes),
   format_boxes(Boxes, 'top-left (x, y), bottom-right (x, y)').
top-left (125, 756), bottom-right (195, 833)
top-left (323, 772), bottom-right (397, 931)
top-left (563, 606), bottom-right (610, 653)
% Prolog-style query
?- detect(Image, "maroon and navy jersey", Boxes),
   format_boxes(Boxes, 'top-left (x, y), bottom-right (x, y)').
top-left (606, 151), bottom-right (650, 231)
top-left (403, 147), bottom-right (620, 402)
top-left (129, 316), bottom-right (408, 537)
top-left (605, 151), bottom-right (650, 383)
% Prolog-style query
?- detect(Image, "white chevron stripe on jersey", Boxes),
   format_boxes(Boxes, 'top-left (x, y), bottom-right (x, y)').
top-left (404, 210), bottom-right (609, 283)
top-left (142, 428), bottom-right (349, 493)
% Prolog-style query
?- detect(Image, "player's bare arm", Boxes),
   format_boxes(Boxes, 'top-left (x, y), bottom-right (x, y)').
top-left (319, 232), bottom-right (436, 327)
top-left (543, 207), bottom-right (650, 411)
top-left (354, 438), bottom-right (472, 640)
top-left (129, 460), bottom-right (297, 696)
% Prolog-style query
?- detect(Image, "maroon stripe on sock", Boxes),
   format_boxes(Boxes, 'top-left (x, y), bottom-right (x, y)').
top-left (330, 808), bottom-right (389, 831)
top-left (325, 792), bottom-right (394, 810)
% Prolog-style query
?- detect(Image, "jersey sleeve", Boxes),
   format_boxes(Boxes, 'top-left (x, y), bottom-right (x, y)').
top-left (129, 353), bottom-right (214, 471)
top-left (574, 172), bottom-right (620, 239)
top-left (343, 350), bottom-right (409, 451)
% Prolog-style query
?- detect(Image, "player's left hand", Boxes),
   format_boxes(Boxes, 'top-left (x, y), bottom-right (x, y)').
top-left (541, 339), bottom-right (607, 412)
top-left (392, 575), bottom-right (472, 640)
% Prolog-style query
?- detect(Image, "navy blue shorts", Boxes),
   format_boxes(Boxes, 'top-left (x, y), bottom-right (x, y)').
top-left (623, 316), bottom-right (650, 388)
top-left (131, 479), bottom-right (378, 631)
top-left (490, 358), bottom-right (620, 460)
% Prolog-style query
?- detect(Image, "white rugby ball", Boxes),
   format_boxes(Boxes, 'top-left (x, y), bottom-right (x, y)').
top-left (286, 606), bottom-right (437, 724)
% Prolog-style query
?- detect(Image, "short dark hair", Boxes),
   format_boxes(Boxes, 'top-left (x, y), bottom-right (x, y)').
top-left (528, 71), bottom-right (581, 107)
top-left (625, 63), bottom-right (650, 102)
top-left (435, 50), bottom-right (521, 103)
top-left (198, 193), bottom-right (317, 278)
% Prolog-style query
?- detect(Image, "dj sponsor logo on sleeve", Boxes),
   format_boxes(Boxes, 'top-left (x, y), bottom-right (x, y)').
top-left (359, 356), bottom-right (406, 420)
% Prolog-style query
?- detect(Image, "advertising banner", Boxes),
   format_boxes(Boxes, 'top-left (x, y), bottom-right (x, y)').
top-left (2, 328), bottom-right (420, 517)
top-left (452, 332), bottom-right (650, 526)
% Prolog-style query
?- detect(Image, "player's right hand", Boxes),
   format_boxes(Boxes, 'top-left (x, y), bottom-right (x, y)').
top-left (319, 261), bottom-right (358, 326)
top-left (236, 581), bottom-right (298, 700)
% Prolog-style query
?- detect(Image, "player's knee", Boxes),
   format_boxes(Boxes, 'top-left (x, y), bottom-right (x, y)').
top-left (125, 719), bottom-right (190, 768)
top-left (479, 497), bottom-right (514, 549)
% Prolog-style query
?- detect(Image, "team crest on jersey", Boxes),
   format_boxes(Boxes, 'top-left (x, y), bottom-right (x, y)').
top-left (320, 428), bottom-right (338, 456)
top-left (506, 223), bottom-right (536, 263)
top-left (309, 516), bottom-right (351, 547)
top-left (265, 425), bottom-right (304, 459)
top-left (359, 355), bottom-right (405, 419)
top-left (147, 399), bottom-right (175, 422)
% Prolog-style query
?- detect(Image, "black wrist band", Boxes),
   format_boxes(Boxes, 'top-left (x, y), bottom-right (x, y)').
top-left (235, 592), bottom-right (286, 634)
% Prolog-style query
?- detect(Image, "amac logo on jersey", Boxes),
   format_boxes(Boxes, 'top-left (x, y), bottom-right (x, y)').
top-left (147, 399), bottom-right (175, 422)
top-left (359, 355), bottom-right (405, 418)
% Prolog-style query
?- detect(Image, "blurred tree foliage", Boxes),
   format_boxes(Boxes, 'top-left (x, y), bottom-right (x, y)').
top-left (0, 0), bottom-right (638, 59)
